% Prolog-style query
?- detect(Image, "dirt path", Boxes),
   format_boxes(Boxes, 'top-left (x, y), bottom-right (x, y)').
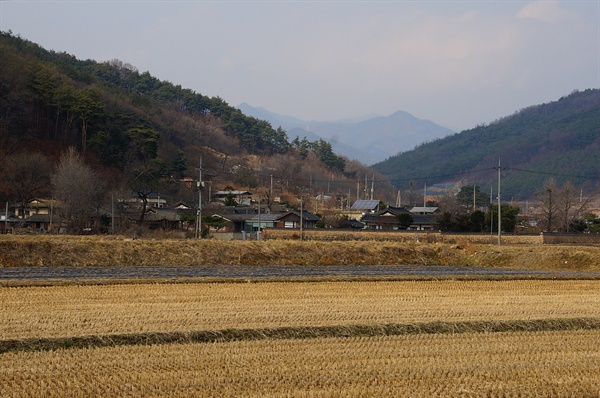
top-left (2, 264), bottom-right (600, 285)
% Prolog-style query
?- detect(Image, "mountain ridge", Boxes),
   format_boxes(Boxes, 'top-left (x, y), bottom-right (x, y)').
top-left (372, 89), bottom-right (600, 200)
top-left (237, 103), bottom-right (455, 165)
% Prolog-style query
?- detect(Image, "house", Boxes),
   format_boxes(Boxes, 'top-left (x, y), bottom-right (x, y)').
top-left (22, 214), bottom-right (62, 233)
top-left (339, 218), bottom-right (365, 230)
top-left (246, 210), bottom-right (321, 231)
top-left (406, 207), bottom-right (440, 231)
top-left (361, 206), bottom-right (411, 230)
top-left (409, 206), bottom-right (440, 215)
top-left (123, 192), bottom-right (167, 209)
top-left (12, 198), bottom-right (57, 218)
top-left (172, 201), bottom-right (192, 210)
top-left (146, 192), bottom-right (167, 208)
top-left (277, 210), bottom-right (321, 229)
top-left (0, 214), bottom-right (19, 233)
top-left (143, 208), bottom-right (181, 230)
top-left (344, 199), bottom-right (381, 221)
top-left (209, 213), bottom-right (255, 233)
top-left (213, 190), bottom-right (252, 205)
top-left (407, 214), bottom-right (439, 231)
top-left (246, 213), bottom-right (282, 231)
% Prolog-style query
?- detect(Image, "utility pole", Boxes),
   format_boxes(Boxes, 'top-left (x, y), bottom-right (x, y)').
top-left (497, 159), bottom-right (501, 245)
top-left (257, 197), bottom-right (261, 240)
top-left (111, 193), bottom-right (115, 235)
top-left (195, 157), bottom-right (204, 239)
top-left (300, 195), bottom-right (303, 240)
top-left (490, 185), bottom-right (493, 242)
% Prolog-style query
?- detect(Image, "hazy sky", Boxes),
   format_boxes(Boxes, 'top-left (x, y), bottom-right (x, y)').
top-left (1, 0), bottom-right (598, 131)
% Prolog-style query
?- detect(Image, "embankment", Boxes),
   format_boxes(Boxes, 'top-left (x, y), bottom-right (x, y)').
top-left (0, 235), bottom-right (598, 271)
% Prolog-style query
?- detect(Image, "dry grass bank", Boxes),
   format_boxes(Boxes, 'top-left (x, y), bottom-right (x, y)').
top-left (0, 234), bottom-right (599, 271)
top-left (264, 228), bottom-right (544, 245)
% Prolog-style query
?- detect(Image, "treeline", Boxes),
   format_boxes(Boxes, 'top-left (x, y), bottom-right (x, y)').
top-left (0, 31), bottom-right (295, 164)
top-left (373, 89), bottom-right (599, 200)
top-left (0, 31), bottom-right (360, 176)
top-left (432, 183), bottom-right (598, 234)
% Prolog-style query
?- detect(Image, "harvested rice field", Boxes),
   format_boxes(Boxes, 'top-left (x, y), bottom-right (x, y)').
top-left (2, 279), bottom-right (599, 396)
top-left (2, 330), bottom-right (599, 397)
top-left (2, 280), bottom-right (600, 340)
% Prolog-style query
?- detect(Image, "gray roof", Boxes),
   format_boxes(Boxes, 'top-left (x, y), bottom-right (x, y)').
top-left (288, 209), bottom-right (321, 221)
top-left (377, 206), bottom-right (410, 216)
top-left (214, 190), bottom-right (252, 196)
top-left (145, 208), bottom-right (180, 222)
top-left (213, 213), bottom-right (255, 222)
top-left (410, 206), bottom-right (439, 214)
top-left (248, 213), bottom-right (283, 222)
top-left (24, 214), bottom-right (56, 223)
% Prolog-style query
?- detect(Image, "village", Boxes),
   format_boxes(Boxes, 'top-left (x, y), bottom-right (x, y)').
top-left (3, 180), bottom-right (585, 239)
top-left (0, 189), bottom-right (439, 236)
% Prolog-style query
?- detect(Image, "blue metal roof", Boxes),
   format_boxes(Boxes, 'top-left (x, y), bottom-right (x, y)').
top-left (351, 199), bottom-right (380, 210)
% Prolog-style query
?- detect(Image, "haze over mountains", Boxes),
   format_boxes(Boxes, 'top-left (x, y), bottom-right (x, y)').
top-left (237, 103), bottom-right (455, 165)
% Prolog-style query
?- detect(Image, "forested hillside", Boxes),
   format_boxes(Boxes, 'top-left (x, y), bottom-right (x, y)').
top-left (373, 89), bottom-right (599, 200)
top-left (0, 31), bottom-right (378, 215)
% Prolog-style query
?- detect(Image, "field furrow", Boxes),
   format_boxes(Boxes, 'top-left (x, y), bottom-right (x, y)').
top-left (2, 280), bottom-right (599, 340)
top-left (2, 330), bottom-right (599, 397)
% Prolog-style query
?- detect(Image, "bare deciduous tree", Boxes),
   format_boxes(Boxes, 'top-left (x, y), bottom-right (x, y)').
top-left (2, 152), bottom-right (52, 217)
top-left (537, 178), bottom-right (558, 231)
top-left (52, 148), bottom-right (104, 233)
top-left (537, 178), bottom-right (593, 232)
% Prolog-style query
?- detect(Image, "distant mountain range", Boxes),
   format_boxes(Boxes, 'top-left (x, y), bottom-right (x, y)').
top-left (237, 103), bottom-right (455, 165)
top-left (371, 89), bottom-right (599, 201)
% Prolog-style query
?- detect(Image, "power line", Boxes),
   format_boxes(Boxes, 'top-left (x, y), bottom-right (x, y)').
top-left (237, 166), bottom-right (597, 188)
top-left (390, 168), bottom-right (496, 183)
top-left (506, 167), bottom-right (597, 180)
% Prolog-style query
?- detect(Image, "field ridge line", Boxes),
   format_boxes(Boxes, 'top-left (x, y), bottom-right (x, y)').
top-left (2, 318), bottom-right (600, 354)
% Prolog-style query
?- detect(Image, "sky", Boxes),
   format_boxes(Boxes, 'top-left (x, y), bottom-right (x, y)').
top-left (1, 0), bottom-right (599, 131)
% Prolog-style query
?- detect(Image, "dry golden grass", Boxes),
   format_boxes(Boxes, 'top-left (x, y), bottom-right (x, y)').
top-left (1, 234), bottom-right (599, 270)
top-left (264, 228), bottom-right (544, 245)
top-left (2, 330), bottom-right (599, 397)
top-left (2, 280), bottom-right (599, 340)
